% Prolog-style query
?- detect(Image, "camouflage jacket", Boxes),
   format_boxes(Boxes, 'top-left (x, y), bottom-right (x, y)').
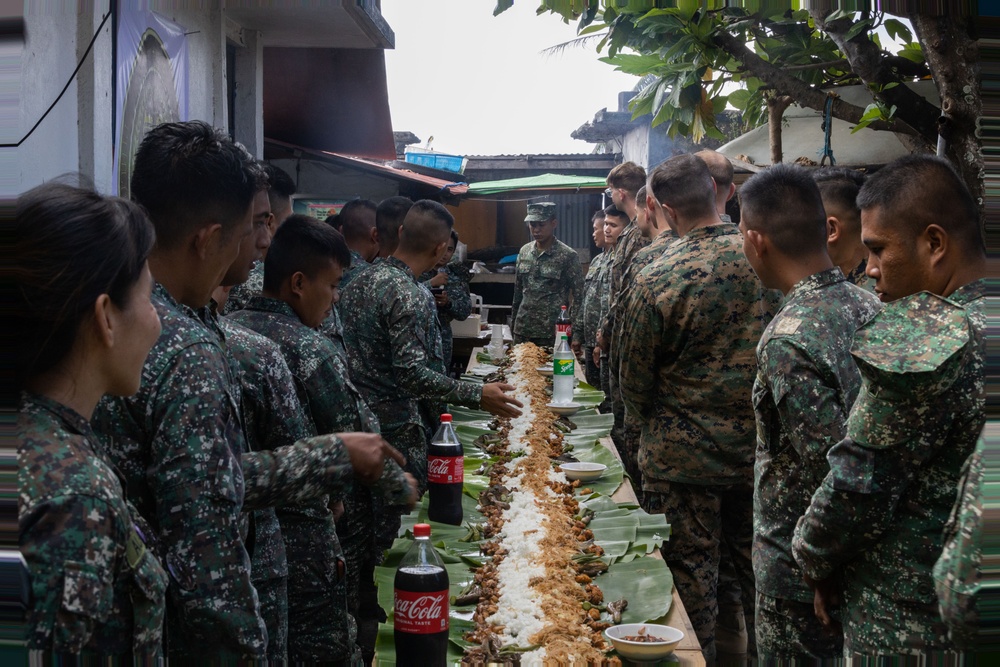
top-left (19, 393), bottom-right (167, 656)
top-left (751, 268), bottom-right (881, 604)
top-left (599, 222), bottom-right (651, 346)
top-left (512, 238), bottom-right (584, 341)
top-left (233, 296), bottom-right (407, 560)
top-left (339, 256), bottom-right (483, 435)
top-left (223, 261), bottom-right (264, 315)
top-left (92, 283), bottom-right (267, 658)
top-left (611, 227), bottom-right (678, 364)
top-left (340, 249), bottom-right (370, 291)
top-left (791, 280), bottom-right (986, 654)
top-left (845, 257), bottom-right (876, 293)
top-left (574, 251), bottom-right (609, 346)
top-left (618, 223), bottom-right (767, 487)
top-left (419, 261), bottom-right (473, 328)
top-left (218, 316), bottom-right (313, 581)
top-left (93, 285), bottom-right (358, 658)
top-left (934, 429), bottom-right (983, 650)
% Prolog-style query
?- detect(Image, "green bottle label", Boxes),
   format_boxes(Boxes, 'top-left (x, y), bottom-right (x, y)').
top-left (554, 359), bottom-right (574, 376)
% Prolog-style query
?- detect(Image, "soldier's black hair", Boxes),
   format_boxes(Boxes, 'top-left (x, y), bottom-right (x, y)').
top-left (398, 200), bottom-right (454, 255)
top-left (592, 209), bottom-right (605, 223)
top-left (607, 161), bottom-right (647, 197)
top-left (450, 229), bottom-right (459, 246)
top-left (264, 214), bottom-right (352, 292)
top-left (324, 212), bottom-right (342, 232)
top-left (813, 167), bottom-right (866, 230)
top-left (739, 163), bottom-right (828, 256)
top-left (647, 153), bottom-right (717, 220)
top-left (14, 181), bottom-right (156, 389)
top-left (603, 205), bottom-right (628, 222)
top-left (339, 199), bottom-right (378, 244)
top-left (857, 155), bottom-right (983, 253)
top-left (376, 196), bottom-right (413, 253)
top-left (263, 163), bottom-right (296, 208)
top-left (129, 120), bottom-right (266, 249)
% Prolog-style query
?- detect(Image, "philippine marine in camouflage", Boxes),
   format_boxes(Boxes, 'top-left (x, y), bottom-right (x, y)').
top-left (792, 155), bottom-right (986, 656)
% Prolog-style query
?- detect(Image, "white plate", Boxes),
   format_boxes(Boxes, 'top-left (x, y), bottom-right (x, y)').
top-left (536, 365), bottom-right (553, 376)
top-left (604, 624), bottom-right (685, 661)
top-left (469, 364), bottom-right (499, 377)
top-left (558, 461), bottom-right (607, 482)
top-left (546, 401), bottom-right (582, 416)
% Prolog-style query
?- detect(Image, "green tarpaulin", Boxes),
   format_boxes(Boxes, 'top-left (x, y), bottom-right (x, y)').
top-left (466, 173), bottom-right (607, 196)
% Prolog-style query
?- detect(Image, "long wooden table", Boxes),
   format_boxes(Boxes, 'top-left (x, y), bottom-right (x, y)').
top-left (468, 348), bottom-right (705, 666)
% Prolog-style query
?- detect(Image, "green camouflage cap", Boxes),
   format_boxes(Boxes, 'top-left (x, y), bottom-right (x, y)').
top-left (525, 202), bottom-right (556, 223)
top-left (850, 291), bottom-right (970, 399)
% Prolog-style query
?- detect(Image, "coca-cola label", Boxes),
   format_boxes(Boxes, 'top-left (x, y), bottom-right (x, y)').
top-left (394, 589), bottom-right (449, 634)
top-left (427, 455), bottom-right (464, 484)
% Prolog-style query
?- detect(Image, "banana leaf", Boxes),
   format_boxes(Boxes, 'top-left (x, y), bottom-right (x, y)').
top-left (595, 557), bottom-right (674, 624)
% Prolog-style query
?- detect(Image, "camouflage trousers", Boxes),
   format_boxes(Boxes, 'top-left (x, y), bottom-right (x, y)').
top-left (598, 352), bottom-right (612, 413)
top-left (286, 557), bottom-right (361, 664)
top-left (609, 362), bottom-right (643, 503)
top-left (337, 486), bottom-right (377, 617)
top-left (756, 592), bottom-right (843, 660)
top-left (253, 576), bottom-right (288, 662)
top-left (643, 482), bottom-right (756, 664)
top-left (583, 346), bottom-right (601, 389)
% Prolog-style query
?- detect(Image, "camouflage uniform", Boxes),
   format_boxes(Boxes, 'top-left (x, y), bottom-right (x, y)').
top-left (934, 430), bottom-right (983, 651)
top-left (340, 249), bottom-right (370, 291)
top-left (511, 238), bottom-right (584, 347)
top-left (614, 227), bottom-right (677, 497)
top-left (751, 268), bottom-right (881, 659)
top-left (845, 257), bottom-right (876, 293)
top-left (223, 261), bottom-right (264, 315)
top-left (340, 256), bottom-right (482, 559)
top-left (231, 295), bottom-right (412, 663)
top-left (218, 315), bottom-right (316, 663)
top-left (420, 261), bottom-right (473, 369)
top-left (93, 283), bottom-right (358, 660)
top-left (19, 393), bottom-right (168, 657)
top-left (574, 251), bottom-right (609, 388)
top-left (791, 281), bottom-right (985, 656)
top-left (618, 223), bottom-right (769, 663)
top-left (596, 245), bottom-right (615, 410)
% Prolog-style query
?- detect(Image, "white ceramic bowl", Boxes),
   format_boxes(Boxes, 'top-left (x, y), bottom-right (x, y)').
top-left (536, 365), bottom-right (553, 377)
top-left (546, 401), bottom-right (582, 416)
top-left (604, 624), bottom-right (684, 662)
top-left (558, 462), bottom-right (607, 482)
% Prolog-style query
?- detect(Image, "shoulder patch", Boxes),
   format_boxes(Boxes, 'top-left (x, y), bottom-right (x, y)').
top-left (772, 317), bottom-right (802, 336)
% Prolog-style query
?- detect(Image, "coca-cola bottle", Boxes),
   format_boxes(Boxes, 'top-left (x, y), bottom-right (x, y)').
top-left (393, 523), bottom-right (449, 664)
top-left (554, 304), bottom-right (571, 347)
top-left (427, 414), bottom-right (464, 525)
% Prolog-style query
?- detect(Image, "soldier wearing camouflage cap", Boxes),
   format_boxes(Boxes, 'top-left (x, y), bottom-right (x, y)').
top-left (512, 202), bottom-right (584, 347)
top-left (792, 155), bottom-right (986, 656)
top-left (739, 164), bottom-right (881, 659)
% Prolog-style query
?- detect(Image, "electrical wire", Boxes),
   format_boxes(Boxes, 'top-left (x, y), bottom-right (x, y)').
top-left (1, 9), bottom-right (112, 149)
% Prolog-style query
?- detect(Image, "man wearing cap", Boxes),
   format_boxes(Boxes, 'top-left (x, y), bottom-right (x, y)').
top-left (511, 202), bottom-right (584, 348)
top-left (791, 155), bottom-right (986, 656)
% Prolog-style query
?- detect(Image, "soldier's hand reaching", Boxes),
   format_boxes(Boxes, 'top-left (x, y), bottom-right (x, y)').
top-left (341, 432), bottom-right (407, 485)
top-left (804, 574), bottom-right (841, 633)
top-left (592, 346), bottom-right (602, 367)
top-left (480, 382), bottom-right (524, 418)
top-left (571, 340), bottom-right (583, 359)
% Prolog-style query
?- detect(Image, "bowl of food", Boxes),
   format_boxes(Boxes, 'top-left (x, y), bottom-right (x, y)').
top-left (558, 462), bottom-right (607, 482)
top-left (536, 365), bottom-right (553, 377)
top-left (604, 624), bottom-right (684, 662)
top-left (546, 401), bottom-right (582, 416)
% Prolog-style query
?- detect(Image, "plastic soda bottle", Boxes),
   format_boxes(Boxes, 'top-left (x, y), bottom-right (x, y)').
top-left (554, 305), bottom-right (571, 348)
top-left (552, 333), bottom-right (575, 404)
top-left (427, 414), bottom-right (464, 525)
top-left (393, 523), bottom-right (449, 663)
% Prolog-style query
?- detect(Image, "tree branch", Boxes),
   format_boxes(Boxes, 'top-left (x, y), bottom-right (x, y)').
top-left (710, 30), bottom-right (919, 136)
top-left (783, 59), bottom-right (849, 72)
top-left (812, 13), bottom-right (939, 146)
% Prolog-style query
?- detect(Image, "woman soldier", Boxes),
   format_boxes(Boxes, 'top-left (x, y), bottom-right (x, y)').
top-left (15, 182), bottom-right (168, 656)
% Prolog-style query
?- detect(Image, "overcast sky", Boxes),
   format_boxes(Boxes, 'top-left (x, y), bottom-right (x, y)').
top-left (381, 0), bottom-right (639, 157)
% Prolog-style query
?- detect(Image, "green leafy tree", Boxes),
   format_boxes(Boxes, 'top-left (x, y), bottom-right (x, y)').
top-left (496, 1), bottom-right (982, 216)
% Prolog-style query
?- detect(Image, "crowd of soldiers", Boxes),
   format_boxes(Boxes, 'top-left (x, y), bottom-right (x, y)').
top-left (526, 152), bottom-right (983, 661)
top-left (15, 120), bottom-right (522, 663)
top-left (16, 116), bottom-right (982, 664)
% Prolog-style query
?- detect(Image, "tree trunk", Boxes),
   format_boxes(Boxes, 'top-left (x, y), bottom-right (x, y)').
top-left (911, 15), bottom-right (984, 225)
top-left (767, 95), bottom-right (793, 164)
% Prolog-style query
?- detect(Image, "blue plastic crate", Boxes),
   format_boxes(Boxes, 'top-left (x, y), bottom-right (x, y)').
top-left (404, 150), bottom-right (466, 174)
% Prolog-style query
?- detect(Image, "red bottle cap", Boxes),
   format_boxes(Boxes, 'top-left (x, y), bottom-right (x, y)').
top-left (413, 523), bottom-right (431, 538)
top-left (440, 414), bottom-right (452, 423)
